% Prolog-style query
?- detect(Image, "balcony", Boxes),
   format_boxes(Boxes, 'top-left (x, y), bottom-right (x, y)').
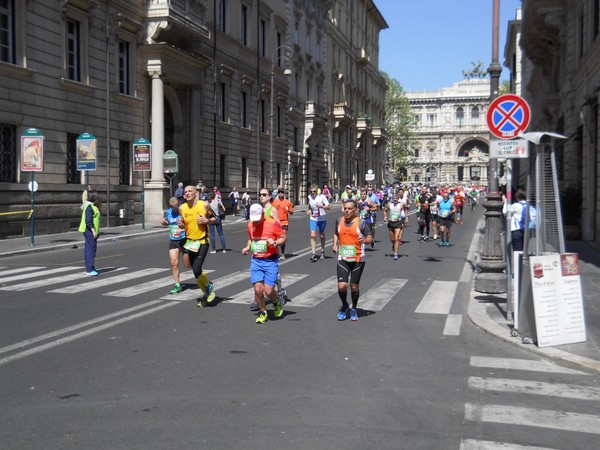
top-left (146, 0), bottom-right (210, 43)
top-left (356, 47), bottom-right (370, 66)
top-left (356, 114), bottom-right (372, 132)
top-left (371, 127), bottom-right (386, 146)
top-left (333, 103), bottom-right (354, 132)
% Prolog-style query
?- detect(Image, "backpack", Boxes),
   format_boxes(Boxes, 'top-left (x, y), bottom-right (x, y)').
top-left (519, 201), bottom-right (537, 230)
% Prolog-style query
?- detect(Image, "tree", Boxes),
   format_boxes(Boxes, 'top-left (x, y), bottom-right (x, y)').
top-left (381, 71), bottom-right (415, 180)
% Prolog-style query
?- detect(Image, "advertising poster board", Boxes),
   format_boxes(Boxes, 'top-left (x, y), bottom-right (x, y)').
top-left (133, 138), bottom-right (151, 172)
top-left (21, 128), bottom-right (44, 172)
top-left (530, 253), bottom-right (586, 347)
top-left (76, 132), bottom-right (97, 171)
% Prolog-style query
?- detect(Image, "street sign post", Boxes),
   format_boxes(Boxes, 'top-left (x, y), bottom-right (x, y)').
top-left (21, 128), bottom-right (44, 246)
top-left (490, 138), bottom-right (529, 158)
top-left (133, 138), bottom-right (151, 231)
top-left (487, 94), bottom-right (531, 139)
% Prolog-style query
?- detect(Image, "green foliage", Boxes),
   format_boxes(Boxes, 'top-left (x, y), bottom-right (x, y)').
top-left (381, 71), bottom-right (416, 177)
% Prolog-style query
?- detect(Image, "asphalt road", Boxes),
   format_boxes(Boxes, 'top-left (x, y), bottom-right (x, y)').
top-left (1, 205), bottom-right (599, 449)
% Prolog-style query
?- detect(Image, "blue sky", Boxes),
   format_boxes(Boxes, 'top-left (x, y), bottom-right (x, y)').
top-left (375, 0), bottom-right (523, 92)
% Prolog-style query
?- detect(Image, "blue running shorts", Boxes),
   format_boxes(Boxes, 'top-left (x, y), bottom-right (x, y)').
top-left (250, 257), bottom-right (279, 286)
top-left (309, 220), bottom-right (327, 234)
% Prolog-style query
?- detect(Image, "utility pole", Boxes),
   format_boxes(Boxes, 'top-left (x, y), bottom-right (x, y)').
top-left (474, 0), bottom-right (507, 293)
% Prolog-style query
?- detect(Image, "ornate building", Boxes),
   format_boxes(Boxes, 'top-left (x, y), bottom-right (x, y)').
top-left (0, 0), bottom-right (387, 237)
top-left (403, 79), bottom-right (491, 185)
top-left (506, 0), bottom-right (600, 245)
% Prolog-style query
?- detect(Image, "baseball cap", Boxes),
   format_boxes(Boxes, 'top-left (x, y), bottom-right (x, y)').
top-left (249, 204), bottom-right (263, 221)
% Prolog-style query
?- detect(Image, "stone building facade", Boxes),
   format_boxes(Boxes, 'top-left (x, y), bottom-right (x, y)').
top-left (505, 1), bottom-right (600, 245)
top-left (403, 79), bottom-right (491, 186)
top-left (0, 0), bottom-right (387, 237)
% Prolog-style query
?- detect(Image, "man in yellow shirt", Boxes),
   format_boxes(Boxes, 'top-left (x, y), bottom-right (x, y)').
top-left (178, 185), bottom-right (218, 306)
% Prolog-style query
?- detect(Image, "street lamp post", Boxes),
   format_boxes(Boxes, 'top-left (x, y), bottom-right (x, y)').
top-left (269, 45), bottom-right (293, 190)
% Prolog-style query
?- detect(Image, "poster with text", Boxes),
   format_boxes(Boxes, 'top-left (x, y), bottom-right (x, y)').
top-left (133, 143), bottom-right (151, 172)
top-left (530, 253), bottom-right (586, 347)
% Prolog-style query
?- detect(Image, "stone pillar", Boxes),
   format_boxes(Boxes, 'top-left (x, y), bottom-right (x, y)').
top-left (145, 62), bottom-right (168, 225)
top-left (189, 85), bottom-right (202, 182)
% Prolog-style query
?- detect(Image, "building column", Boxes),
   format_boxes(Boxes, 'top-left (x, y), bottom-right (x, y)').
top-left (189, 85), bottom-right (202, 183)
top-left (145, 61), bottom-right (168, 224)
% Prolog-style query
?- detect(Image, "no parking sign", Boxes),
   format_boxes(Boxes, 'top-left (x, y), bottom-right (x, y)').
top-left (487, 94), bottom-right (531, 139)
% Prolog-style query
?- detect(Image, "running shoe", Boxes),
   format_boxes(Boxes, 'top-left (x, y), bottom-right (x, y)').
top-left (433, 234), bottom-right (439, 240)
top-left (222, 249), bottom-right (227, 253)
top-left (278, 289), bottom-right (287, 306)
top-left (197, 299), bottom-right (208, 307)
top-left (273, 300), bottom-right (283, 318)
top-left (438, 241), bottom-right (444, 247)
top-left (350, 308), bottom-right (359, 321)
top-left (170, 283), bottom-right (182, 294)
top-left (250, 299), bottom-right (259, 311)
top-left (310, 254), bottom-right (318, 262)
top-left (393, 253), bottom-right (398, 260)
top-left (337, 307), bottom-right (349, 321)
top-left (210, 249), bottom-right (217, 254)
top-left (444, 241), bottom-right (450, 247)
top-left (206, 291), bottom-right (216, 304)
top-left (280, 253), bottom-right (286, 260)
top-left (256, 311), bottom-right (268, 324)
top-left (319, 253), bottom-right (325, 260)
top-left (86, 270), bottom-right (99, 276)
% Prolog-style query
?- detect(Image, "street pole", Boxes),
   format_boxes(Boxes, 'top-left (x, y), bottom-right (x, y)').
top-left (269, 45), bottom-right (293, 191)
top-left (474, 0), bottom-right (506, 293)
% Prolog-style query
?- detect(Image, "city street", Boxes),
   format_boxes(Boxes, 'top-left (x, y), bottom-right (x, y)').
top-left (1, 205), bottom-right (599, 449)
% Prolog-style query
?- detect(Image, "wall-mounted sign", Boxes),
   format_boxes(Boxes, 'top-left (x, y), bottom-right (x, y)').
top-left (133, 138), bottom-right (151, 172)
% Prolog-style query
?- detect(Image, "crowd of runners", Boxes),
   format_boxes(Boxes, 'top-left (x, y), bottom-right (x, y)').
top-left (160, 182), bottom-right (485, 324)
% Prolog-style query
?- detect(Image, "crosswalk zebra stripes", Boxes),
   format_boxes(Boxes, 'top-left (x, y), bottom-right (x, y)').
top-left (462, 356), bottom-right (600, 448)
top-left (0, 265), bottom-right (460, 322)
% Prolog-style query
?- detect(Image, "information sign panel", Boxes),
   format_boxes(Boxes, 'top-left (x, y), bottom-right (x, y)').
top-left (133, 138), bottom-right (151, 172)
top-left (490, 138), bottom-right (529, 158)
top-left (76, 132), bottom-right (97, 171)
top-left (20, 128), bottom-right (44, 172)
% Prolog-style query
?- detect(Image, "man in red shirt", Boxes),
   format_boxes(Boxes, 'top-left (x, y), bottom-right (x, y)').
top-left (242, 203), bottom-right (287, 324)
top-left (271, 189), bottom-right (294, 259)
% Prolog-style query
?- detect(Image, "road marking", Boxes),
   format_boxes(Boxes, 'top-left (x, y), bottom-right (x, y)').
top-left (415, 280), bottom-right (458, 314)
top-left (0, 302), bottom-right (178, 367)
top-left (0, 266), bottom-right (79, 283)
top-left (359, 278), bottom-right (408, 311)
top-left (287, 276), bottom-right (337, 307)
top-left (227, 273), bottom-right (308, 305)
top-left (104, 270), bottom-right (210, 297)
top-left (443, 314), bottom-right (462, 335)
top-left (470, 356), bottom-right (588, 375)
top-left (161, 270), bottom-right (248, 301)
top-left (465, 403), bottom-right (600, 434)
top-left (0, 267), bottom-right (122, 291)
top-left (0, 300), bottom-right (164, 356)
top-left (0, 266), bottom-right (44, 277)
top-left (468, 376), bottom-right (600, 401)
top-left (460, 439), bottom-right (557, 450)
top-left (48, 268), bottom-right (167, 294)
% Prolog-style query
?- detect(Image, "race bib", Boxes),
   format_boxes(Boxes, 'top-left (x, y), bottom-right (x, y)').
top-left (310, 205), bottom-right (321, 217)
top-left (169, 224), bottom-right (182, 239)
top-left (440, 210), bottom-right (449, 218)
top-left (340, 245), bottom-right (357, 261)
top-left (183, 239), bottom-right (201, 252)
top-left (390, 211), bottom-right (401, 221)
top-left (251, 240), bottom-right (268, 254)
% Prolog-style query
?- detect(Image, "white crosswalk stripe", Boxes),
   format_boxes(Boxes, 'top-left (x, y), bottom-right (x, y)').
top-left (415, 280), bottom-right (458, 314)
top-left (48, 268), bottom-right (167, 294)
top-left (227, 273), bottom-right (309, 305)
top-left (104, 273), bottom-right (197, 297)
top-left (463, 355), bottom-right (598, 447)
top-left (0, 266), bottom-right (79, 283)
top-left (287, 276), bottom-right (337, 307)
top-left (160, 270), bottom-right (248, 301)
top-left (0, 267), bottom-right (121, 291)
top-left (0, 266), bottom-right (44, 277)
top-left (359, 278), bottom-right (407, 311)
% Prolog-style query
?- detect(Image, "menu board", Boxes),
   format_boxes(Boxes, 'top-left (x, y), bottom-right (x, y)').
top-left (530, 253), bottom-right (586, 347)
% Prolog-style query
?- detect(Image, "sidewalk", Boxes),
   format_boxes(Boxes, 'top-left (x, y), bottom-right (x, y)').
top-left (2, 212), bottom-right (599, 373)
top-left (467, 228), bottom-right (600, 373)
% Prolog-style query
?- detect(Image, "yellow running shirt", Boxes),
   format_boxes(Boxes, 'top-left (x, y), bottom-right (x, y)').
top-left (181, 200), bottom-right (209, 242)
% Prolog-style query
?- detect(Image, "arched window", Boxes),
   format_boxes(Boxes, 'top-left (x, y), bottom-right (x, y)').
top-left (471, 106), bottom-right (480, 125)
top-left (456, 107), bottom-right (464, 126)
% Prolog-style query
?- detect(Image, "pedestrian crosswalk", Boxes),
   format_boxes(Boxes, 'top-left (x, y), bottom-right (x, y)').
top-left (461, 356), bottom-right (600, 449)
top-left (0, 265), bottom-right (454, 318)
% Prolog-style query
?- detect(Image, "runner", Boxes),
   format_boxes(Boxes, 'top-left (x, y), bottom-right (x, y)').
top-left (272, 189), bottom-right (294, 259)
top-left (242, 204), bottom-right (287, 324)
top-left (365, 186), bottom-right (380, 247)
top-left (160, 197), bottom-right (186, 294)
top-left (332, 199), bottom-right (373, 321)
top-left (415, 185), bottom-right (434, 242)
top-left (178, 185), bottom-right (217, 307)
top-left (383, 193), bottom-right (406, 260)
top-left (437, 190), bottom-right (456, 247)
top-left (307, 184), bottom-right (330, 262)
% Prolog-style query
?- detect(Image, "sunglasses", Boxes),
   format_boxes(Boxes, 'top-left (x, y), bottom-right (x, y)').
top-left (259, 193), bottom-right (269, 197)
top-left (310, 191), bottom-right (317, 194)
